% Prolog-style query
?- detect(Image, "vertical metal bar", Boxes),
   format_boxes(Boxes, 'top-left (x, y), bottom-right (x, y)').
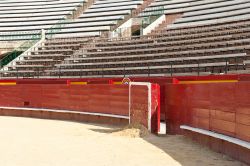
top-left (225, 59), bottom-right (228, 74)
top-left (123, 66), bottom-right (126, 78)
top-left (198, 60), bottom-right (200, 76)
top-left (16, 68), bottom-right (18, 79)
top-left (59, 66), bottom-right (61, 78)
top-left (148, 65), bottom-right (150, 77)
top-left (102, 67), bottom-right (104, 78)
top-left (170, 63), bottom-right (173, 77)
top-left (37, 68), bottom-right (39, 78)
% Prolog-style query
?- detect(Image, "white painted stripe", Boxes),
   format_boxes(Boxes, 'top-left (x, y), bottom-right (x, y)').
top-left (180, 125), bottom-right (250, 149)
top-left (0, 106), bottom-right (129, 119)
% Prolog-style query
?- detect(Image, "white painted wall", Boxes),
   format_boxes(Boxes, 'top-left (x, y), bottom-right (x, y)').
top-left (143, 14), bottom-right (165, 35)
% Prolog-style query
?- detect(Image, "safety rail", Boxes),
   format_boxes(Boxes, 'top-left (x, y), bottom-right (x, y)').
top-left (0, 31), bottom-right (41, 41)
top-left (139, 6), bottom-right (165, 17)
top-left (88, 19), bottom-right (250, 43)
top-left (0, 39), bottom-right (39, 68)
top-left (0, 0), bottom-right (88, 41)
top-left (46, 0), bottom-right (94, 39)
top-left (0, 59), bottom-right (243, 79)
top-left (12, 18), bottom-right (249, 46)
top-left (0, 38), bottom-right (44, 71)
top-left (46, 17), bottom-right (69, 39)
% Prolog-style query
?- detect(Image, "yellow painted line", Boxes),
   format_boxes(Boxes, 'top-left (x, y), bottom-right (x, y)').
top-left (179, 80), bottom-right (238, 84)
top-left (70, 82), bottom-right (87, 85)
top-left (113, 82), bottom-right (122, 85)
top-left (0, 82), bottom-right (16, 86)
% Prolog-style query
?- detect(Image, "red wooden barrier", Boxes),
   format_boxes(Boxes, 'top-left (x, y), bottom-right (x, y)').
top-left (0, 84), bottom-right (129, 116)
top-left (164, 82), bottom-right (250, 142)
top-left (164, 81), bottom-right (250, 164)
top-left (1, 74), bottom-right (249, 121)
top-left (0, 83), bottom-right (161, 133)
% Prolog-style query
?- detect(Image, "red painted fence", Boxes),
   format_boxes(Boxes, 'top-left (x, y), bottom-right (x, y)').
top-left (165, 82), bottom-right (250, 142)
top-left (0, 83), bottom-right (160, 132)
top-left (0, 84), bottom-right (129, 116)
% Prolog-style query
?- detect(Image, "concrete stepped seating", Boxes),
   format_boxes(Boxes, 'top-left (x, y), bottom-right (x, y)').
top-left (2, 20), bottom-right (250, 78)
top-left (0, 0), bottom-right (85, 40)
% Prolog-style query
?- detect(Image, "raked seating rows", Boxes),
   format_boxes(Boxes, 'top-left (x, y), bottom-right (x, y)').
top-left (53, 0), bottom-right (144, 38)
top-left (1, 20), bottom-right (250, 78)
top-left (1, 0), bottom-right (250, 40)
top-left (0, 0), bottom-right (144, 40)
top-left (140, 0), bottom-right (250, 28)
top-left (0, 0), bottom-right (84, 40)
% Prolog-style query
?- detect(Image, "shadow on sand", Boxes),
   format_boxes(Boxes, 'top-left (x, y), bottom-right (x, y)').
top-left (90, 125), bottom-right (244, 166)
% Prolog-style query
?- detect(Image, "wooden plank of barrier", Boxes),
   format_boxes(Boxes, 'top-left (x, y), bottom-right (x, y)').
top-left (180, 125), bottom-right (250, 149)
top-left (0, 106), bottom-right (129, 119)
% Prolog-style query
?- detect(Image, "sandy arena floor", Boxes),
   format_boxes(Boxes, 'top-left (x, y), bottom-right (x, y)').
top-left (0, 116), bottom-right (247, 166)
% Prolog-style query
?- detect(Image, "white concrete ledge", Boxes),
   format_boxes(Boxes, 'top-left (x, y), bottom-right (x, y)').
top-left (180, 125), bottom-right (250, 149)
top-left (0, 106), bottom-right (129, 119)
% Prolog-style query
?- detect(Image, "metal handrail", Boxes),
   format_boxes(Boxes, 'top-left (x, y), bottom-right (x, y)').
top-left (0, 30), bottom-right (41, 41)
top-left (45, 0), bottom-right (90, 39)
top-left (45, 17), bottom-right (69, 39)
top-left (0, 36), bottom-right (39, 68)
top-left (0, 60), bottom-right (235, 79)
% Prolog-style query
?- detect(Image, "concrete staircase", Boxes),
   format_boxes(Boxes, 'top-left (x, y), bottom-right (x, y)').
top-left (68, 0), bottom-right (95, 20)
top-left (150, 13), bottom-right (183, 35)
top-left (111, 0), bottom-right (155, 31)
top-left (133, 0), bottom-right (155, 16)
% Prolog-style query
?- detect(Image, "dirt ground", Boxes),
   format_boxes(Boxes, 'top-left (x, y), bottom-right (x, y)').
top-left (0, 116), bottom-right (247, 166)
